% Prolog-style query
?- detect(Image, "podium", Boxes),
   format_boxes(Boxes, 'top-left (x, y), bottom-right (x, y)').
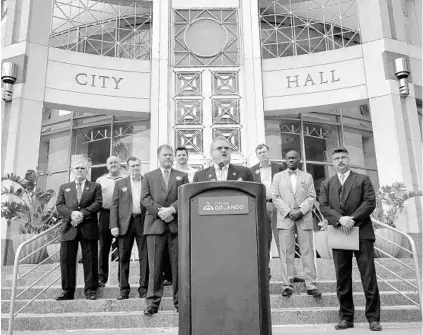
top-left (179, 181), bottom-right (272, 335)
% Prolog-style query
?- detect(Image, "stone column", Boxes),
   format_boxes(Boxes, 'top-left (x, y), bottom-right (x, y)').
top-left (240, 0), bottom-right (265, 166)
top-left (149, 0), bottom-right (171, 170)
top-left (2, 0), bottom-right (52, 176)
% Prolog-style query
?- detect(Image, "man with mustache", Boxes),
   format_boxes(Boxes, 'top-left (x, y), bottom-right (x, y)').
top-left (193, 136), bottom-right (254, 183)
top-left (141, 145), bottom-right (189, 315)
top-left (319, 147), bottom-right (381, 331)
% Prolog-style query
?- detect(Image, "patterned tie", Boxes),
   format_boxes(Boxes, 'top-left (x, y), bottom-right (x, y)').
top-left (218, 162), bottom-right (225, 170)
top-left (163, 170), bottom-right (170, 189)
top-left (76, 182), bottom-right (82, 202)
top-left (339, 174), bottom-right (345, 185)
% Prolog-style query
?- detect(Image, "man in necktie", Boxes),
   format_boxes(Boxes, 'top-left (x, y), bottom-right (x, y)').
top-left (110, 157), bottom-right (149, 300)
top-left (319, 148), bottom-right (381, 331)
top-left (272, 150), bottom-right (321, 298)
top-left (55, 160), bottom-right (102, 301)
top-left (192, 136), bottom-right (254, 183)
top-left (141, 145), bottom-right (189, 315)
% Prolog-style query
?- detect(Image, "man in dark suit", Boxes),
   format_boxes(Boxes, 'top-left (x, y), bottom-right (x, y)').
top-left (319, 147), bottom-right (381, 331)
top-left (141, 145), bottom-right (189, 315)
top-left (250, 144), bottom-right (285, 259)
top-left (55, 160), bottom-right (102, 301)
top-left (193, 136), bottom-right (254, 182)
top-left (110, 157), bottom-right (148, 300)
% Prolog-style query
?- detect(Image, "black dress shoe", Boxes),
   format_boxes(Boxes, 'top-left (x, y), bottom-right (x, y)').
top-left (117, 294), bottom-right (129, 300)
top-left (86, 293), bottom-right (97, 300)
top-left (293, 276), bottom-right (305, 283)
top-left (55, 293), bottom-right (74, 301)
top-left (282, 288), bottom-right (292, 297)
top-left (335, 320), bottom-right (354, 330)
top-left (307, 289), bottom-right (322, 298)
top-left (143, 306), bottom-right (158, 316)
top-left (139, 291), bottom-right (147, 299)
top-left (369, 321), bottom-right (382, 331)
top-left (163, 279), bottom-right (172, 286)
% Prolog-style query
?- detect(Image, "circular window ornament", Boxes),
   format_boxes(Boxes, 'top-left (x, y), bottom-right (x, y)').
top-left (184, 18), bottom-right (228, 58)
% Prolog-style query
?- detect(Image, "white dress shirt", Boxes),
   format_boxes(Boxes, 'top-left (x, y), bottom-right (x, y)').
top-left (130, 176), bottom-right (142, 214)
top-left (214, 163), bottom-right (229, 181)
top-left (338, 170), bottom-right (351, 186)
top-left (259, 163), bottom-right (272, 199)
top-left (288, 169), bottom-right (298, 193)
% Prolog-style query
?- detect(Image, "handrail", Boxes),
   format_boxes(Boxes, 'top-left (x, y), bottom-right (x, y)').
top-left (371, 218), bottom-right (422, 311)
top-left (8, 221), bottom-right (62, 335)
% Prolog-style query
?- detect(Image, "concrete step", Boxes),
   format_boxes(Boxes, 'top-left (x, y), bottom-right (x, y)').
top-left (2, 259), bottom-right (420, 287)
top-left (1, 291), bottom-right (418, 315)
top-left (2, 305), bottom-right (420, 331)
top-left (1, 280), bottom-right (418, 300)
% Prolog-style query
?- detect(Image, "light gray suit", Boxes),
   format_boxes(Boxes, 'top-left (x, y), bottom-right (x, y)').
top-left (272, 169), bottom-right (317, 290)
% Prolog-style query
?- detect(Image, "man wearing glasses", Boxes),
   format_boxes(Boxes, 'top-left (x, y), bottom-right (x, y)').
top-left (193, 136), bottom-right (254, 183)
top-left (55, 160), bottom-right (102, 301)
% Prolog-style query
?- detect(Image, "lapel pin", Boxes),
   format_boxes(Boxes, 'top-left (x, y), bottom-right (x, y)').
top-left (233, 173), bottom-right (236, 176)
top-left (176, 176), bottom-right (182, 181)
top-left (255, 170), bottom-right (260, 174)
top-left (122, 187), bottom-right (127, 192)
top-left (65, 188), bottom-right (71, 192)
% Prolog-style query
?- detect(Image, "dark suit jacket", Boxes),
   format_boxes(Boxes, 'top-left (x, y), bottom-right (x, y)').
top-left (110, 176), bottom-right (146, 236)
top-left (193, 164), bottom-right (255, 182)
top-left (250, 161), bottom-right (286, 183)
top-left (319, 171), bottom-right (376, 241)
top-left (56, 181), bottom-right (102, 241)
top-left (141, 168), bottom-right (189, 235)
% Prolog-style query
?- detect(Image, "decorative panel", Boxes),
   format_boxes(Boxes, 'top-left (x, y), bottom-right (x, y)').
top-left (175, 99), bottom-right (203, 125)
top-left (212, 99), bottom-right (240, 125)
top-left (174, 9), bottom-right (239, 67)
top-left (176, 72), bottom-right (202, 96)
top-left (175, 128), bottom-right (204, 153)
top-left (212, 71), bottom-right (239, 95)
top-left (213, 128), bottom-right (241, 152)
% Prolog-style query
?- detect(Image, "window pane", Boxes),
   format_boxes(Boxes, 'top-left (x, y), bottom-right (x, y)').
top-left (112, 121), bottom-right (150, 173)
top-left (280, 120), bottom-right (301, 157)
top-left (304, 123), bottom-right (341, 163)
top-left (46, 171), bottom-right (69, 193)
top-left (73, 126), bottom-right (111, 166)
top-left (38, 132), bottom-right (71, 173)
top-left (343, 127), bottom-right (377, 170)
top-left (265, 120), bottom-right (283, 160)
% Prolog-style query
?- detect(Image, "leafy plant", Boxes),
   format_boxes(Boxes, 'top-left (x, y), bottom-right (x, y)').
top-left (1, 168), bottom-right (60, 234)
top-left (371, 182), bottom-right (422, 229)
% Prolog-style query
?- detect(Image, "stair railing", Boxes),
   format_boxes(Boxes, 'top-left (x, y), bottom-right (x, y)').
top-left (8, 221), bottom-right (62, 335)
top-left (371, 218), bottom-right (422, 311)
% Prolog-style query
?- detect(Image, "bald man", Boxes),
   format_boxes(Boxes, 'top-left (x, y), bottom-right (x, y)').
top-left (96, 156), bottom-right (124, 287)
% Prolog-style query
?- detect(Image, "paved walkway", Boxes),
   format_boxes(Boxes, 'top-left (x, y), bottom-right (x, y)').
top-left (10, 323), bottom-right (422, 335)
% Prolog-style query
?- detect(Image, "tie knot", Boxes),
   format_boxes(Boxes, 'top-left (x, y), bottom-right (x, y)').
top-left (218, 162), bottom-right (225, 170)
top-left (164, 169), bottom-right (169, 174)
top-left (288, 170), bottom-right (297, 176)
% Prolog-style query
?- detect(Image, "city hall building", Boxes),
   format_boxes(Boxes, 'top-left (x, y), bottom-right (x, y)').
top-left (1, 0), bottom-right (422, 235)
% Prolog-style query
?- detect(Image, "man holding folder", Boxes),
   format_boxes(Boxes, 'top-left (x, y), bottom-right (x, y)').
top-left (319, 147), bottom-right (381, 332)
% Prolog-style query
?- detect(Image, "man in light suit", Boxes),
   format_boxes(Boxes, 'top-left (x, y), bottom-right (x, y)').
top-left (319, 147), bottom-right (381, 331)
top-left (141, 145), bottom-right (189, 315)
top-left (55, 160), bottom-right (102, 301)
top-left (110, 157), bottom-right (148, 300)
top-left (272, 150), bottom-right (321, 298)
top-left (193, 136), bottom-right (254, 182)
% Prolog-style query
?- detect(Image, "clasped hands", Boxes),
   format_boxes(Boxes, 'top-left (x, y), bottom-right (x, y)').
top-left (158, 207), bottom-right (175, 223)
top-left (70, 211), bottom-right (83, 227)
top-left (339, 216), bottom-right (355, 235)
top-left (288, 209), bottom-right (303, 221)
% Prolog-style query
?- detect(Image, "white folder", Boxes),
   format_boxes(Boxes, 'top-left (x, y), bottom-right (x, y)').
top-left (327, 225), bottom-right (359, 251)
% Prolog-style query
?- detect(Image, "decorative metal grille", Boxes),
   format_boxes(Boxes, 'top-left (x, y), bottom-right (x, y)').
top-left (213, 128), bottom-right (241, 152)
top-left (260, 0), bottom-right (361, 58)
top-left (50, 0), bottom-right (152, 60)
top-left (82, 127), bottom-right (111, 143)
top-left (174, 9), bottom-right (239, 66)
top-left (175, 72), bottom-right (202, 96)
top-left (175, 100), bottom-right (203, 125)
top-left (212, 99), bottom-right (240, 125)
top-left (212, 71), bottom-right (239, 95)
top-left (175, 128), bottom-right (203, 153)
top-left (280, 123), bottom-right (331, 139)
